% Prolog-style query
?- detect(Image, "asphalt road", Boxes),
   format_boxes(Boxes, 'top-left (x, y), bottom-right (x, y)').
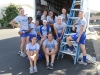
top-left (0, 29), bottom-right (98, 75)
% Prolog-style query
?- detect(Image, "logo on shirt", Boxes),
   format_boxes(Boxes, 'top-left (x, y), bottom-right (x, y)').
top-left (22, 19), bottom-right (28, 22)
top-left (46, 44), bottom-right (55, 49)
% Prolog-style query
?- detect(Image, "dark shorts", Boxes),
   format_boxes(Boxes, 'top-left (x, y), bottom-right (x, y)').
top-left (71, 32), bottom-right (86, 45)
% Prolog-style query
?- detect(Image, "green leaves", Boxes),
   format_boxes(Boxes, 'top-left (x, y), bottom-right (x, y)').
top-left (0, 3), bottom-right (19, 27)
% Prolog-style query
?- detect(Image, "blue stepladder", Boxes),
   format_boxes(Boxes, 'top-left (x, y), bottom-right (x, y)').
top-left (57, 0), bottom-right (85, 65)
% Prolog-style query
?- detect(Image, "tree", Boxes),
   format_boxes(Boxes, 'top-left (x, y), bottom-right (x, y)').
top-left (96, 12), bottom-right (100, 15)
top-left (0, 3), bottom-right (19, 27)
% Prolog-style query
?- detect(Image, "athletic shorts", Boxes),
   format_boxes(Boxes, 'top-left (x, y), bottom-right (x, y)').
top-left (20, 30), bottom-right (30, 37)
top-left (71, 32), bottom-right (86, 45)
top-left (29, 34), bottom-right (37, 42)
top-left (37, 35), bottom-right (41, 40)
top-left (56, 33), bottom-right (63, 40)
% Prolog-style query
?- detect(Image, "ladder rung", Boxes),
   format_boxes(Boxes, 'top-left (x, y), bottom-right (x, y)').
top-left (62, 41), bottom-right (78, 46)
top-left (74, 1), bottom-right (81, 5)
top-left (69, 17), bottom-right (79, 20)
top-left (66, 25), bottom-right (77, 27)
top-left (71, 9), bottom-right (81, 11)
top-left (64, 33), bottom-right (76, 36)
top-left (59, 50), bottom-right (76, 56)
top-left (66, 25), bottom-right (73, 27)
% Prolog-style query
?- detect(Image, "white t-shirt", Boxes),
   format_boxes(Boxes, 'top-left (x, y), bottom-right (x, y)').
top-left (41, 26), bottom-right (51, 36)
top-left (26, 43), bottom-right (40, 51)
top-left (29, 22), bottom-right (37, 35)
top-left (14, 15), bottom-right (28, 30)
top-left (41, 15), bottom-right (47, 20)
top-left (54, 22), bottom-right (66, 33)
top-left (76, 18), bottom-right (86, 33)
top-left (35, 25), bottom-right (40, 33)
top-left (43, 39), bottom-right (58, 50)
top-left (47, 16), bottom-right (57, 24)
top-left (61, 14), bottom-right (69, 23)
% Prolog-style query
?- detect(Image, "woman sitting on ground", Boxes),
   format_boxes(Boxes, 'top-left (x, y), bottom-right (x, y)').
top-left (26, 36), bottom-right (40, 74)
top-left (43, 32), bottom-right (58, 69)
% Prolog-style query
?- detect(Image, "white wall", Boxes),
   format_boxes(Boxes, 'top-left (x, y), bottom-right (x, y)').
top-left (0, 0), bottom-right (36, 22)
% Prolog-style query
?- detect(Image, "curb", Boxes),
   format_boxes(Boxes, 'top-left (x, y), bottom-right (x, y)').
top-left (88, 26), bottom-right (100, 75)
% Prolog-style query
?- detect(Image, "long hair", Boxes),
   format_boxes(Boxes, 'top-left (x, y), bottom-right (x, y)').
top-left (49, 10), bottom-right (55, 20)
top-left (62, 8), bottom-right (68, 21)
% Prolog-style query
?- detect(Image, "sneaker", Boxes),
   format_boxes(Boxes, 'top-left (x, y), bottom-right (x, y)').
top-left (17, 51), bottom-right (21, 55)
top-left (50, 63), bottom-right (54, 69)
top-left (67, 49), bottom-right (73, 54)
top-left (78, 60), bottom-right (87, 65)
top-left (29, 67), bottom-right (34, 74)
top-left (20, 52), bottom-right (26, 57)
top-left (46, 62), bottom-right (50, 69)
top-left (33, 66), bottom-right (38, 73)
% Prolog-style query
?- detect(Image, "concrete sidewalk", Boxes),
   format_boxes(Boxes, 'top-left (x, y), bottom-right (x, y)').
top-left (0, 28), bottom-right (98, 75)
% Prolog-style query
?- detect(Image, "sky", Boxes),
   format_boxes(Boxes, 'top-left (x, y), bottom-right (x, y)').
top-left (89, 0), bottom-right (100, 11)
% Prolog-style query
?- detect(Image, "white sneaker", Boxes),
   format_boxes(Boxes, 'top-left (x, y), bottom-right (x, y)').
top-left (78, 60), bottom-right (87, 65)
top-left (20, 52), bottom-right (26, 57)
top-left (67, 49), bottom-right (73, 54)
top-left (29, 67), bottom-right (34, 74)
top-left (17, 51), bottom-right (21, 55)
top-left (33, 66), bottom-right (38, 73)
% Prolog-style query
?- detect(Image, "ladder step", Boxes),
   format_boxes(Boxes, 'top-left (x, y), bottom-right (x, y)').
top-left (59, 50), bottom-right (76, 56)
top-left (62, 41), bottom-right (78, 46)
top-left (66, 25), bottom-right (73, 27)
top-left (74, 1), bottom-right (81, 5)
top-left (66, 25), bottom-right (77, 27)
top-left (64, 33), bottom-right (76, 36)
top-left (71, 9), bottom-right (81, 11)
top-left (69, 17), bottom-right (79, 20)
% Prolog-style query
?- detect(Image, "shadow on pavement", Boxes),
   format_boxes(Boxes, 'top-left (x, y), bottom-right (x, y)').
top-left (0, 37), bottom-right (98, 75)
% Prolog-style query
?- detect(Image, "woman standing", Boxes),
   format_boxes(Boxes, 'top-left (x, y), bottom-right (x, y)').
top-left (61, 8), bottom-right (69, 23)
top-left (10, 8), bottom-right (29, 57)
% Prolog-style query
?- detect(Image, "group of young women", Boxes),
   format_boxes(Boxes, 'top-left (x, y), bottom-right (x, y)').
top-left (10, 7), bottom-right (87, 74)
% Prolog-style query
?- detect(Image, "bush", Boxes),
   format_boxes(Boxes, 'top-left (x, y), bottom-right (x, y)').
top-left (0, 3), bottom-right (19, 27)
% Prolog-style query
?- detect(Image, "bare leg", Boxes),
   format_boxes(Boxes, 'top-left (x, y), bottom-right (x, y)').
top-left (26, 36), bottom-right (30, 44)
top-left (66, 36), bottom-right (73, 46)
top-left (40, 37), bottom-right (46, 47)
top-left (20, 37), bottom-right (26, 52)
top-left (45, 48), bottom-right (50, 63)
top-left (80, 44), bottom-right (86, 56)
top-left (27, 51), bottom-right (34, 67)
top-left (50, 49), bottom-right (56, 63)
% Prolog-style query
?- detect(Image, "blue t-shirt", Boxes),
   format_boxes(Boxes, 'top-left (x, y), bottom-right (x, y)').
top-left (26, 43), bottom-right (40, 51)
top-left (54, 22), bottom-right (66, 34)
top-left (29, 23), bottom-right (37, 35)
top-left (76, 18), bottom-right (86, 33)
top-left (14, 15), bottom-right (28, 30)
top-left (43, 39), bottom-right (58, 50)
top-left (41, 26), bottom-right (51, 36)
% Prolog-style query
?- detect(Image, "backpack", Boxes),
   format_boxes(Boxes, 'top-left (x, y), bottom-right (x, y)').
top-left (40, 25), bottom-right (50, 35)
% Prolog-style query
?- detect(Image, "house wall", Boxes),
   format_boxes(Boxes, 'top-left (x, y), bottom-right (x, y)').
top-left (0, 0), bottom-right (36, 22)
